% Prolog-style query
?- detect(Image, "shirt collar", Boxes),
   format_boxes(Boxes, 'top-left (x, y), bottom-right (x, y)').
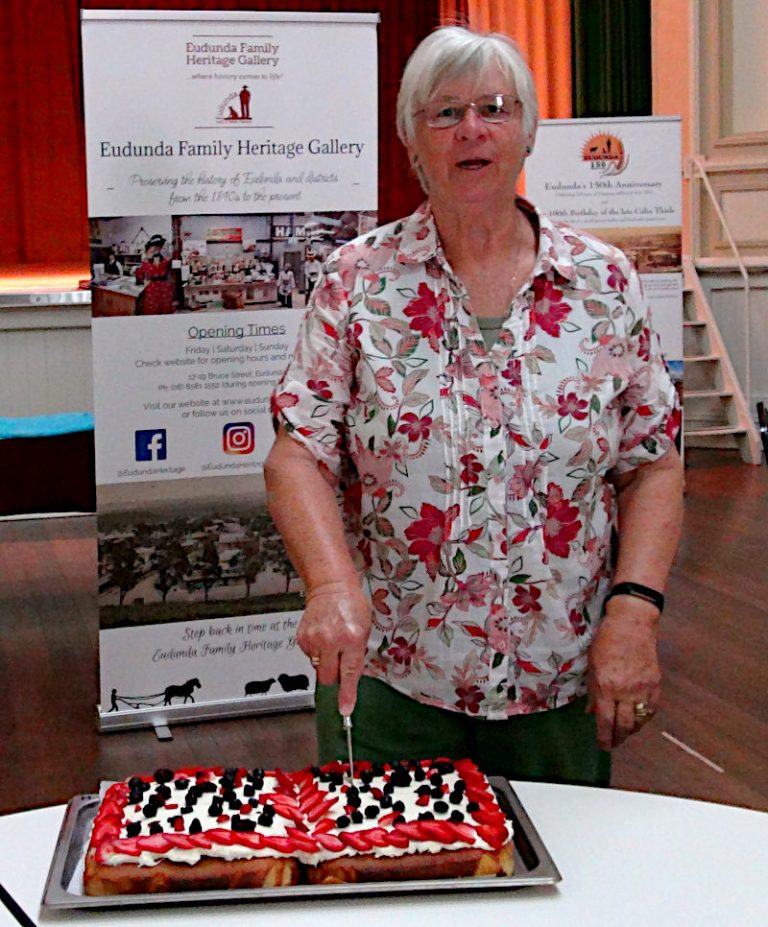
top-left (396, 197), bottom-right (578, 284)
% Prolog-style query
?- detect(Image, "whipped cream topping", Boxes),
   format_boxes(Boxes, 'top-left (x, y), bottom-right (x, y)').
top-left (303, 758), bottom-right (513, 862)
top-left (93, 760), bottom-right (513, 869)
top-left (101, 767), bottom-right (300, 867)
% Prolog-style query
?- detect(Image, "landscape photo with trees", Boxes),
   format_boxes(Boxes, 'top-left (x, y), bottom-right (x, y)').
top-left (97, 475), bottom-right (302, 629)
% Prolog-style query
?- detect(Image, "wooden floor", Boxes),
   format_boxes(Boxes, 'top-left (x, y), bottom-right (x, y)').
top-left (1, 449), bottom-right (766, 816)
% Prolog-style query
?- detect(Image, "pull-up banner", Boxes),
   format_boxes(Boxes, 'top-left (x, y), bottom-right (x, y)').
top-left (81, 10), bottom-right (379, 730)
top-left (525, 117), bottom-right (683, 376)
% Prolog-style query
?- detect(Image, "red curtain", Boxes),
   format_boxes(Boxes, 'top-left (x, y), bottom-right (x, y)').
top-left (0, 0), bottom-right (88, 265)
top-left (0, 1), bottom-right (441, 266)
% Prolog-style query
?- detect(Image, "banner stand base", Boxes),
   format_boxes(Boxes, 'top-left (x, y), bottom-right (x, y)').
top-left (97, 692), bottom-right (315, 734)
top-left (153, 722), bottom-right (173, 741)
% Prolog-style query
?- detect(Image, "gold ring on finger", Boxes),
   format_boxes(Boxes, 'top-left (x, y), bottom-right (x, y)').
top-left (634, 701), bottom-right (653, 722)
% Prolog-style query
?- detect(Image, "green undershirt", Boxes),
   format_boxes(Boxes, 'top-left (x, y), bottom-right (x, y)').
top-left (477, 314), bottom-right (509, 351)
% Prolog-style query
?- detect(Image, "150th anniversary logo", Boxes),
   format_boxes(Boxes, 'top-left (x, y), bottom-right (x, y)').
top-left (581, 133), bottom-right (628, 176)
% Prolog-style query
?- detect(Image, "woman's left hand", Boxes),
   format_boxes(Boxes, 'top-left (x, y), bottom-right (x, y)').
top-left (586, 598), bottom-right (662, 750)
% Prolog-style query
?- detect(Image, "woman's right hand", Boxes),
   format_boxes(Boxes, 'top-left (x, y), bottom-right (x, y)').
top-left (297, 580), bottom-right (372, 716)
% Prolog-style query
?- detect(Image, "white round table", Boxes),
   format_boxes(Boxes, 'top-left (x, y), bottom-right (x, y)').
top-left (0, 782), bottom-right (765, 926)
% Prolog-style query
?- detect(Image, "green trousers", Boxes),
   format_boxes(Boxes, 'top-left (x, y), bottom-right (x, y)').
top-left (316, 676), bottom-right (611, 787)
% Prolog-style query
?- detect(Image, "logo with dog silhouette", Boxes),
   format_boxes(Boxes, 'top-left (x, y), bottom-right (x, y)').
top-left (217, 85), bottom-right (252, 123)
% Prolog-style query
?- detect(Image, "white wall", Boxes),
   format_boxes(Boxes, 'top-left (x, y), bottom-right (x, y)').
top-left (700, 269), bottom-right (768, 412)
top-left (0, 303), bottom-right (93, 417)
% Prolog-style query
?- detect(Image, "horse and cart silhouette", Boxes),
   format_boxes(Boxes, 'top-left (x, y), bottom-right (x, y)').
top-left (107, 677), bottom-right (202, 711)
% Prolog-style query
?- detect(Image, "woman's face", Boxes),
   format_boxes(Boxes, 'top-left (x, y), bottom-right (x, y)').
top-left (408, 64), bottom-right (532, 210)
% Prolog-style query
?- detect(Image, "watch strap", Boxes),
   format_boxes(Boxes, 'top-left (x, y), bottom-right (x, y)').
top-left (604, 581), bottom-right (664, 614)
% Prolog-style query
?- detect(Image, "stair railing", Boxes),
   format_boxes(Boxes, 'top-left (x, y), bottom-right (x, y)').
top-left (688, 154), bottom-right (752, 410)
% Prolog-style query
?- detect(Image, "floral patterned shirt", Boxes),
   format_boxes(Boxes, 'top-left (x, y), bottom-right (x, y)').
top-left (272, 200), bottom-right (680, 719)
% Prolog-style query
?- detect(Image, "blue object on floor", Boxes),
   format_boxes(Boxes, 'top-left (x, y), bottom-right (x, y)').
top-left (0, 412), bottom-right (94, 440)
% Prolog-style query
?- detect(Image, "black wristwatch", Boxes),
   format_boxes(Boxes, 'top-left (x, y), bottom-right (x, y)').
top-left (603, 581), bottom-right (664, 614)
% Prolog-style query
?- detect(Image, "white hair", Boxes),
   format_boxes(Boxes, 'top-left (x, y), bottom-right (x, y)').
top-left (396, 26), bottom-right (539, 157)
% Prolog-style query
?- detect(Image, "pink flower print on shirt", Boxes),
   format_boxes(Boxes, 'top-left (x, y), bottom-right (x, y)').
top-left (307, 379), bottom-right (333, 401)
top-left (557, 390), bottom-right (589, 420)
top-left (404, 502), bottom-right (460, 580)
top-left (512, 584), bottom-right (543, 614)
top-left (543, 482), bottom-right (582, 558)
top-left (353, 435), bottom-right (395, 497)
top-left (387, 635), bottom-right (417, 667)
top-left (397, 412), bottom-right (433, 442)
top-left (455, 685), bottom-right (484, 714)
top-left (313, 274), bottom-right (347, 313)
top-left (507, 458), bottom-right (543, 500)
top-left (527, 279), bottom-right (573, 338)
top-left (486, 604), bottom-right (511, 654)
top-left (638, 326), bottom-right (651, 361)
top-left (607, 263), bottom-right (629, 293)
top-left (403, 282), bottom-right (448, 352)
top-left (459, 453), bottom-right (483, 485)
top-left (271, 391), bottom-right (299, 414)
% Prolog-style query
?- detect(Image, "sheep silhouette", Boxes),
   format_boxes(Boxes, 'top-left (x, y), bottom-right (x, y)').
top-left (278, 672), bottom-right (310, 692)
top-left (244, 678), bottom-right (276, 696)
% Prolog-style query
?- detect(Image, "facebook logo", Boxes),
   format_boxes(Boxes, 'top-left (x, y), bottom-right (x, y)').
top-left (135, 429), bottom-right (167, 462)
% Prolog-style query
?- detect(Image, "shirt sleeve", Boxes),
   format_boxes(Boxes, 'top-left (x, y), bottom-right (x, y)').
top-left (270, 267), bottom-right (354, 480)
top-left (613, 267), bottom-right (682, 474)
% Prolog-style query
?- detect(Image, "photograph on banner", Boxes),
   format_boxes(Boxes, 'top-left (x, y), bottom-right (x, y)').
top-left (90, 210), bottom-right (376, 317)
top-left (100, 610), bottom-right (311, 715)
top-left (97, 473), bottom-right (301, 629)
top-left (96, 471), bottom-right (312, 715)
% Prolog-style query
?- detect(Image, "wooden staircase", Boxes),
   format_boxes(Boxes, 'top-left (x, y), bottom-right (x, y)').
top-left (682, 258), bottom-right (762, 463)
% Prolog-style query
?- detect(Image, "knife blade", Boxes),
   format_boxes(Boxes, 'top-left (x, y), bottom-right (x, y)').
top-left (342, 715), bottom-right (354, 784)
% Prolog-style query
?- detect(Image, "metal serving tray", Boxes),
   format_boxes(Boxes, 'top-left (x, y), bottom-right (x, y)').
top-left (41, 778), bottom-right (561, 910)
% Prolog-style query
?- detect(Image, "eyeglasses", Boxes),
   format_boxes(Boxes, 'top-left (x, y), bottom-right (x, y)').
top-left (416, 93), bottom-right (520, 129)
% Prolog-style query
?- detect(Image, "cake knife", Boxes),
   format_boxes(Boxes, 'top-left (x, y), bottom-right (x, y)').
top-left (342, 714), bottom-right (354, 784)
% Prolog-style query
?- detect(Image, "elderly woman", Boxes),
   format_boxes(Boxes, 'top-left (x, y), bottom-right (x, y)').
top-left (265, 26), bottom-right (683, 785)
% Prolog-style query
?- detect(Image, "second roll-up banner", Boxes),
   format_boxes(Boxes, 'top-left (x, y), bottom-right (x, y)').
top-left (81, 10), bottom-right (379, 730)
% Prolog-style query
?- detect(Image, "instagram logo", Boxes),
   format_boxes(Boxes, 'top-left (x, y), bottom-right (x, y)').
top-left (223, 422), bottom-right (255, 455)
